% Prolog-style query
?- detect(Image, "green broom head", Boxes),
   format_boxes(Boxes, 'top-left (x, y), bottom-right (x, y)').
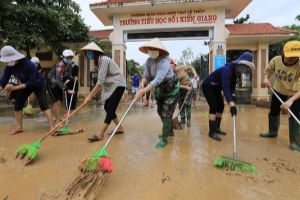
top-left (16, 140), bottom-right (41, 163)
top-left (57, 126), bottom-right (72, 135)
top-left (214, 156), bottom-right (257, 174)
top-left (79, 146), bottom-right (109, 173)
top-left (23, 104), bottom-right (34, 116)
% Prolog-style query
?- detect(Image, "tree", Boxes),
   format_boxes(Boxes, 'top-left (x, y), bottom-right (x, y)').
top-left (0, 0), bottom-right (89, 57)
top-left (179, 47), bottom-right (194, 65)
top-left (268, 16), bottom-right (300, 60)
top-left (233, 14), bottom-right (250, 24)
top-left (126, 59), bottom-right (141, 77)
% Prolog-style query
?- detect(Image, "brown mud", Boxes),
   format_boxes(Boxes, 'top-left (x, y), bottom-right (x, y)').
top-left (0, 101), bottom-right (300, 199)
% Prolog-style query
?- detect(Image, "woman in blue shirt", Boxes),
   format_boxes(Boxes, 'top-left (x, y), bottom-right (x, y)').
top-left (0, 46), bottom-right (54, 134)
top-left (202, 52), bottom-right (255, 141)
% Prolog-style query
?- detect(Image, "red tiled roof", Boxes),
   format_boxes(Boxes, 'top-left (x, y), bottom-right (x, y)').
top-left (89, 23), bottom-right (296, 40)
top-left (89, 29), bottom-right (113, 39)
top-left (226, 23), bottom-right (297, 36)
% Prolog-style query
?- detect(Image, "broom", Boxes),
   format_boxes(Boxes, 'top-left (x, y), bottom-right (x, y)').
top-left (15, 101), bottom-right (87, 165)
top-left (57, 80), bottom-right (77, 135)
top-left (270, 87), bottom-right (300, 124)
top-left (79, 98), bottom-right (137, 173)
top-left (172, 84), bottom-right (194, 130)
top-left (214, 116), bottom-right (257, 174)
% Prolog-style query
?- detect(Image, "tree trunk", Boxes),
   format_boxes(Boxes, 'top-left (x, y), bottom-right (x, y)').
top-left (26, 47), bottom-right (31, 59)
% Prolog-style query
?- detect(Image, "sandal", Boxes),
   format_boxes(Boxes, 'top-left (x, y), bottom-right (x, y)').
top-left (88, 134), bottom-right (103, 142)
top-left (10, 128), bottom-right (23, 135)
top-left (108, 130), bottom-right (124, 135)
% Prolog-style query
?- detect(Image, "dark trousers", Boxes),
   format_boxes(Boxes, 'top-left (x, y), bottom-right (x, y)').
top-left (202, 83), bottom-right (224, 114)
top-left (104, 87), bottom-right (125, 124)
top-left (15, 86), bottom-right (49, 111)
top-left (270, 90), bottom-right (300, 119)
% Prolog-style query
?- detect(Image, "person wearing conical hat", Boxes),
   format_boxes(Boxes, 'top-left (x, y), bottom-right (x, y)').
top-left (170, 58), bottom-right (198, 127)
top-left (0, 46), bottom-right (54, 134)
top-left (82, 42), bottom-right (127, 142)
top-left (261, 41), bottom-right (300, 152)
top-left (202, 52), bottom-right (255, 141)
top-left (136, 38), bottom-right (180, 148)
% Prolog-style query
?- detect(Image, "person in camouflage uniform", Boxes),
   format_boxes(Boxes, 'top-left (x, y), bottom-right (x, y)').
top-left (170, 59), bottom-right (198, 127)
top-left (136, 38), bottom-right (179, 148)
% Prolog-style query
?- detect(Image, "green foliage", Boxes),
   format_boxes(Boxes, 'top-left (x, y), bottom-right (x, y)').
top-left (0, 0), bottom-right (89, 57)
top-left (127, 59), bottom-right (141, 77)
top-left (88, 37), bottom-right (112, 58)
top-left (269, 21), bottom-right (300, 60)
top-left (233, 14), bottom-right (250, 24)
top-left (179, 47), bottom-right (194, 65)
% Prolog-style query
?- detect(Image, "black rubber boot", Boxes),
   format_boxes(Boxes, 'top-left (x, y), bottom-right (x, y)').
top-left (289, 118), bottom-right (300, 152)
top-left (208, 120), bottom-right (221, 141)
top-left (260, 114), bottom-right (280, 137)
top-left (215, 117), bottom-right (226, 135)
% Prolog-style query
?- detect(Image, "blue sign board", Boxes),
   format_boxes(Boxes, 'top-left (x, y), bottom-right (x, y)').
top-left (214, 55), bottom-right (226, 70)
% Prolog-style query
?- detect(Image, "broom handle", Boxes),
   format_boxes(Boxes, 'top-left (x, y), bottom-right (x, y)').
top-left (233, 116), bottom-right (237, 159)
top-left (175, 78), bottom-right (196, 118)
top-left (150, 91), bottom-right (154, 106)
top-left (65, 80), bottom-right (77, 126)
top-left (64, 90), bottom-right (69, 110)
top-left (270, 87), bottom-right (300, 125)
top-left (40, 101), bottom-right (87, 142)
top-left (103, 98), bottom-right (137, 148)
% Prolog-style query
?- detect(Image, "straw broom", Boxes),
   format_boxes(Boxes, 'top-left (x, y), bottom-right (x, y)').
top-left (16, 102), bottom-right (87, 165)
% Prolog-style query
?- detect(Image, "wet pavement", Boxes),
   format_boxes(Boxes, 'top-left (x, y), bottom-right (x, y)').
top-left (0, 100), bottom-right (300, 199)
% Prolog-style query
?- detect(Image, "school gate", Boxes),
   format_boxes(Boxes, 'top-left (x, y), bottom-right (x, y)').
top-left (84, 0), bottom-right (296, 104)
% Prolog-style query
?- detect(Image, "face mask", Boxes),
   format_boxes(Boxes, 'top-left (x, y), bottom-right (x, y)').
top-left (63, 58), bottom-right (72, 65)
top-left (87, 51), bottom-right (94, 60)
top-left (235, 64), bottom-right (251, 74)
top-left (7, 61), bottom-right (16, 66)
top-left (148, 50), bottom-right (159, 59)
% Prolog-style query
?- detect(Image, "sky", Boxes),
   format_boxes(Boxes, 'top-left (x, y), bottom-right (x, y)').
top-left (74, 0), bottom-right (300, 65)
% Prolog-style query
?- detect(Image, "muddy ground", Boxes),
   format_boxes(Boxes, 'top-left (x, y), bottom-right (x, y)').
top-left (0, 100), bottom-right (300, 200)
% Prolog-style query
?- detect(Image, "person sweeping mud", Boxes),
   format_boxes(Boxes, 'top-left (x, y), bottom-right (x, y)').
top-left (82, 42), bottom-right (127, 142)
top-left (47, 50), bottom-right (73, 122)
top-left (202, 52), bottom-right (255, 141)
top-left (0, 46), bottom-right (54, 134)
top-left (170, 59), bottom-right (198, 127)
top-left (136, 38), bottom-right (179, 148)
top-left (260, 41), bottom-right (300, 152)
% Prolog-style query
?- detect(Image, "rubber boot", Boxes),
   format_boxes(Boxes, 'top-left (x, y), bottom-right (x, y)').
top-left (156, 117), bottom-right (171, 148)
top-left (208, 120), bottom-right (221, 141)
top-left (260, 114), bottom-right (280, 137)
top-left (289, 118), bottom-right (300, 152)
top-left (186, 106), bottom-right (191, 127)
top-left (215, 117), bottom-right (226, 135)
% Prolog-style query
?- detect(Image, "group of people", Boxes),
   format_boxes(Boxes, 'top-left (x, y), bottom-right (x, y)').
top-left (1, 38), bottom-right (300, 152)
top-left (0, 46), bottom-right (79, 134)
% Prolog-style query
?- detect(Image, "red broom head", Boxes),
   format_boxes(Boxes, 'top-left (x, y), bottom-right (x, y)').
top-left (99, 157), bottom-right (113, 173)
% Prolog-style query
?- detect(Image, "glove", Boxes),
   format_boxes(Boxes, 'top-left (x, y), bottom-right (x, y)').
top-left (230, 106), bottom-right (237, 117)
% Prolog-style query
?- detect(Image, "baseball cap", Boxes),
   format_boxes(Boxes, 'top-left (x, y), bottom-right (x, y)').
top-left (283, 41), bottom-right (300, 58)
